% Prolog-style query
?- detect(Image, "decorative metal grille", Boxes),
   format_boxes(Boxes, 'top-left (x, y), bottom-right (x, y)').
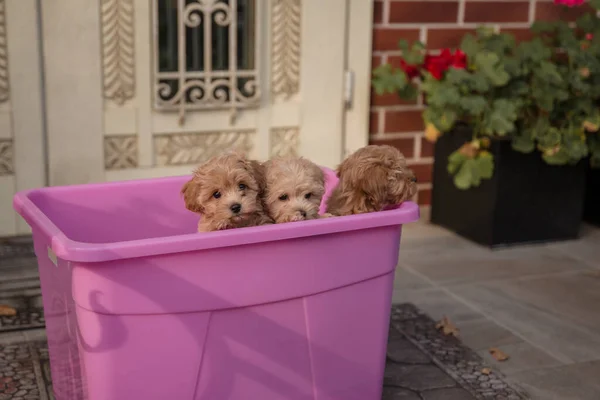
top-left (154, 0), bottom-right (259, 122)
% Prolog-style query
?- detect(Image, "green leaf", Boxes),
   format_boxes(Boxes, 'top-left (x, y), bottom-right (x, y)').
top-left (447, 150), bottom-right (466, 175)
top-left (517, 39), bottom-right (551, 63)
top-left (448, 149), bottom-right (494, 190)
top-left (398, 84), bottom-right (418, 101)
top-left (590, 0), bottom-right (600, 10)
top-left (576, 13), bottom-right (596, 32)
top-left (469, 159), bottom-right (483, 187)
top-left (536, 127), bottom-right (561, 147)
top-left (530, 21), bottom-right (558, 34)
top-left (477, 152), bottom-right (494, 179)
top-left (372, 64), bottom-right (408, 95)
top-left (469, 71), bottom-right (491, 92)
top-left (397, 39), bottom-right (409, 53)
top-left (453, 160), bottom-right (474, 190)
top-left (476, 26), bottom-right (496, 39)
top-left (426, 84), bottom-right (461, 108)
top-left (459, 96), bottom-right (487, 115)
top-left (439, 110), bottom-right (458, 131)
top-left (512, 132), bottom-right (536, 153)
top-left (537, 61), bottom-right (563, 85)
top-left (460, 34), bottom-right (480, 61)
top-left (542, 149), bottom-right (570, 165)
top-left (483, 99), bottom-right (518, 136)
top-left (474, 52), bottom-right (510, 87)
top-left (445, 68), bottom-right (471, 85)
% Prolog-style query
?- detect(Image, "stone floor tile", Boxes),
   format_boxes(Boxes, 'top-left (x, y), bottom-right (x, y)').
top-left (402, 248), bottom-right (591, 287)
top-left (387, 335), bottom-right (431, 365)
top-left (546, 224), bottom-right (600, 269)
top-left (381, 387), bottom-right (422, 399)
top-left (453, 272), bottom-right (600, 363)
top-left (392, 288), bottom-right (485, 323)
top-left (384, 364), bottom-right (457, 392)
top-left (422, 387), bottom-right (477, 400)
top-left (0, 332), bottom-right (26, 346)
top-left (456, 318), bottom-right (522, 351)
top-left (512, 360), bottom-right (600, 400)
top-left (477, 341), bottom-right (563, 374)
top-left (393, 267), bottom-right (434, 292)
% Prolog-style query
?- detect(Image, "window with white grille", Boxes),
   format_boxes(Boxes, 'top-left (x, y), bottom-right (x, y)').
top-left (154, 0), bottom-right (259, 116)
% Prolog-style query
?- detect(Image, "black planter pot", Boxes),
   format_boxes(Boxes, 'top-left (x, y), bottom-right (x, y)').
top-left (430, 125), bottom-right (586, 248)
top-left (584, 165), bottom-right (600, 226)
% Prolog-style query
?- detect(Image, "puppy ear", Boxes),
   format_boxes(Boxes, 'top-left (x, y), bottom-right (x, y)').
top-left (181, 179), bottom-right (204, 213)
top-left (245, 159), bottom-right (268, 194)
top-left (335, 161), bottom-right (346, 178)
top-left (351, 164), bottom-right (389, 213)
top-left (309, 161), bottom-right (326, 196)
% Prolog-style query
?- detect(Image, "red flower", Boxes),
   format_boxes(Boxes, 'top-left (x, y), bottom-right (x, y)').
top-left (586, 33), bottom-right (594, 41)
top-left (424, 49), bottom-right (467, 80)
top-left (400, 59), bottom-right (421, 79)
top-left (452, 49), bottom-right (467, 69)
top-left (553, 0), bottom-right (585, 6)
top-left (424, 54), bottom-right (447, 79)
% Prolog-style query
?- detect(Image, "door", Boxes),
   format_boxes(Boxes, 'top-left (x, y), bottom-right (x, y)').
top-left (39, 0), bottom-right (372, 186)
top-left (0, 0), bottom-right (46, 236)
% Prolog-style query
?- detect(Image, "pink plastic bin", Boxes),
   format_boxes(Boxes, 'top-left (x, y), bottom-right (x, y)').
top-left (13, 168), bottom-right (419, 400)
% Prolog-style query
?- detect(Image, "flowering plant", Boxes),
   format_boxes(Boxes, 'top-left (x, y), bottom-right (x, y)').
top-left (373, 27), bottom-right (520, 189)
top-left (554, 0), bottom-right (586, 6)
top-left (372, 1), bottom-right (600, 190)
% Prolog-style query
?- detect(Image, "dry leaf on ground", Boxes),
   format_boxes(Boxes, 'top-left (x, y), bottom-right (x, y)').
top-left (435, 316), bottom-right (459, 337)
top-left (489, 347), bottom-right (509, 362)
top-left (0, 304), bottom-right (17, 316)
top-left (584, 270), bottom-right (600, 279)
top-left (481, 368), bottom-right (492, 375)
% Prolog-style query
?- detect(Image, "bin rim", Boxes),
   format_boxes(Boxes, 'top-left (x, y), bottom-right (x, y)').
top-left (13, 175), bottom-right (420, 264)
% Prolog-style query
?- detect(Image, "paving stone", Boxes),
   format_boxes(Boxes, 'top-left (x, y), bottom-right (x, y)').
top-left (422, 387), bottom-right (476, 399)
top-left (456, 318), bottom-right (522, 351)
top-left (387, 335), bottom-right (431, 365)
top-left (381, 386), bottom-right (421, 399)
top-left (384, 363), bottom-right (457, 391)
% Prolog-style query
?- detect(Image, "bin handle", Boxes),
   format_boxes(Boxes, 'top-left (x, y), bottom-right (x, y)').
top-left (13, 191), bottom-right (67, 248)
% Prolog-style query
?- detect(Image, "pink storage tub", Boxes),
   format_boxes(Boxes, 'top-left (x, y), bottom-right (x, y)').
top-left (13, 168), bottom-right (419, 400)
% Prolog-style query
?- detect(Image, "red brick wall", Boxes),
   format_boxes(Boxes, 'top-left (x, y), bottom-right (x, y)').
top-left (369, 0), bottom-right (593, 206)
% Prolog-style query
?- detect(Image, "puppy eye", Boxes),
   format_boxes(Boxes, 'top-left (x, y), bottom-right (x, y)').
top-left (238, 183), bottom-right (247, 190)
top-left (213, 191), bottom-right (221, 199)
top-left (304, 193), bottom-right (312, 199)
top-left (278, 194), bottom-right (289, 201)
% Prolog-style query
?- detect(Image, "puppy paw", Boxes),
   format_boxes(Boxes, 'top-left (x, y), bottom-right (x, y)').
top-left (319, 213), bottom-right (334, 218)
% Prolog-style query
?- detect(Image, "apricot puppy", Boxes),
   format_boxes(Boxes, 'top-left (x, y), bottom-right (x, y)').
top-left (326, 145), bottom-right (417, 216)
top-left (181, 152), bottom-right (273, 232)
top-left (263, 157), bottom-right (327, 223)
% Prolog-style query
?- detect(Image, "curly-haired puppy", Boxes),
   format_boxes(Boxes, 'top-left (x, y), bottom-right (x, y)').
top-left (181, 152), bottom-right (274, 232)
top-left (263, 157), bottom-right (328, 223)
top-left (326, 145), bottom-right (417, 216)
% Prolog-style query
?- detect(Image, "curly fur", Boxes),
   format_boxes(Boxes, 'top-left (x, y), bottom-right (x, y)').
top-left (263, 157), bottom-right (327, 223)
top-left (181, 152), bottom-right (273, 232)
top-left (326, 145), bottom-right (417, 216)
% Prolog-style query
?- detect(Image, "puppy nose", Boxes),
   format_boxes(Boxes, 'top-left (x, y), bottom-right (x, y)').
top-left (410, 176), bottom-right (417, 183)
top-left (299, 210), bottom-right (307, 218)
top-left (230, 203), bottom-right (242, 214)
